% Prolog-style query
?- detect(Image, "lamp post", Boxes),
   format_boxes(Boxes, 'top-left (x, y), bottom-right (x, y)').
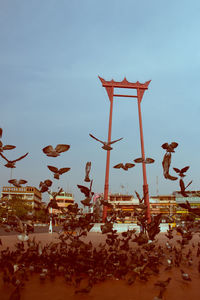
top-left (49, 207), bottom-right (53, 234)
top-left (98, 77), bottom-right (151, 223)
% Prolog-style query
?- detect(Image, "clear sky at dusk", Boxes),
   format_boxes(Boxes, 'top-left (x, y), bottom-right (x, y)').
top-left (0, 1), bottom-right (200, 205)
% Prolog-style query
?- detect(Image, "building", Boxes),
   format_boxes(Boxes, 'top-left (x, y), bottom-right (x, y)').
top-left (150, 194), bottom-right (176, 222)
top-left (172, 190), bottom-right (200, 220)
top-left (49, 191), bottom-right (75, 215)
top-left (1, 186), bottom-right (42, 209)
top-left (107, 193), bottom-right (139, 222)
top-left (106, 191), bottom-right (200, 223)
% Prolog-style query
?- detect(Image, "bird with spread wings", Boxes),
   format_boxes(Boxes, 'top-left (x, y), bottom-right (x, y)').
top-left (89, 133), bottom-right (123, 150)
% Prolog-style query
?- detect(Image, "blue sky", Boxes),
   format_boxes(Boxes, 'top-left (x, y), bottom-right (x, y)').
top-left (0, 0), bottom-right (200, 205)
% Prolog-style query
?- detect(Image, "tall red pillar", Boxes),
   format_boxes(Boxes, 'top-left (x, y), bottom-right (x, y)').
top-left (99, 77), bottom-right (151, 223)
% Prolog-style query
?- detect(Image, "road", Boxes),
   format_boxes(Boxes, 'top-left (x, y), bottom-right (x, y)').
top-left (0, 224), bottom-right (62, 236)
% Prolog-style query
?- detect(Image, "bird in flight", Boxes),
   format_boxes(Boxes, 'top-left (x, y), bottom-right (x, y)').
top-left (8, 179), bottom-right (27, 187)
top-left (162, 153), bottom-right (178, 181)
top-left (135, 191), bottom-right (144, 204)
top-left (0, 152), bottom-right (28, 168)
top-left (0, 128), bottom-right (16, 152)
top-left (113, 162), bottom-right (135, 171)
top-left (84, 161), bottom-right (91, 182)
top-left (39, 179), bottom-right (52, 193)
top-left (0, 141), bottom-right (16, 153)
top-left (161, 141), bottom-right (178, 181)
top-left (47, 165), bottom-right (71, 179)
top-left (178, 199), bottom-right (200, 216)
top-left (179, 179), bottom-right (192, 197)
top-left (89, 133), bottom-right (123, 150)
top-left (42, 144), bottom-right (70, 157)
top-left (77, 180), bottom-right (94, 198)
top-left (134, 157), bottom-right (154, 164)
top-left (161, 142), bottom-right (178, 153)
top-left (173, 166), bottom-right (190, 177)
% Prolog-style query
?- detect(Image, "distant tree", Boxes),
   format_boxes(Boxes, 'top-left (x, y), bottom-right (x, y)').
top-left (34, 209), bottom-right (48, 223)
top-left (7, 196), bottom-right (32, 220)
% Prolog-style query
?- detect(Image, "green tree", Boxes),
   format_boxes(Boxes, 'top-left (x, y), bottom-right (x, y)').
top-left (8, 196), bottom-right (32, 220)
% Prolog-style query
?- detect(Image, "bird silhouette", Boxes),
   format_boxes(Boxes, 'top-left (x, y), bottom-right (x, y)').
top-left (84, 161), bottom-right (91, 182)
top-left (134, 157), bottom-right (154, 164)
top-left (161, 142), bottom-right (178, 153)
top-left (81, 197), bottom-right (92, 207)
top-left (178, 200), bottom-right (200, 216)
top-left (113, 162), bottom-right (135, 170)
top-left (173, 166), bottom-right (190, 177)
top-left (162, 152), bottom-right (178, 181)
top-left (0, 152), bottom-right (28, 168)
top-left (89, 133), bottom-right (123, 150)
top-left (179, 179), bottom-right (192, 197)
top-left (135, 191), bottom-right (144, 203)
top-left (39, 179), bottom-right (52, 193)
top-left (77, 182), bottom-right (94, 198)
top-left (0, 140), bottom-right (16, 153)
top-left (47, 165), bottom-right (70, 179)
top-left (8, 179), bottom-right (27, 187)
top-left (42, 144), bottom-right (70, 157)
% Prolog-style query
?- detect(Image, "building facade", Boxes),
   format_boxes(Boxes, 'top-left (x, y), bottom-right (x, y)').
top-left (49, 191), bottom-right (75, 215)
top-left (1, 186), bottom-right (42, 209)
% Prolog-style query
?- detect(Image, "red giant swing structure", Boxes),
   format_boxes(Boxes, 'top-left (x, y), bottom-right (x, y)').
top-left (98, 76), bottom-right (151, 224)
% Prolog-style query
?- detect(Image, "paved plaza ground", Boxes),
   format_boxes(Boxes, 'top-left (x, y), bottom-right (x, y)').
top-left (0, 231), bottom-right (200, 300)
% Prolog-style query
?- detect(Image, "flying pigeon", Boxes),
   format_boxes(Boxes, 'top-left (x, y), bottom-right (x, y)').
top-left (0, 152), bottom-right (28, 168)
top-left (8, 179), bottom-right (27, 187)
top-left (42, 144), bottom-right (70, 157)
top-left (84, 161), bottom-right (91, 182)
top-left (134, 157), bottom-right (154, 164)
top-left (0, 141), bottom-right (16, 153)
top-left (77, 182), bottom-right (94, 198)
top-left (135, 191), bottom-right (144, 204)
top-left (173, 166), bottom-right (190, 177)
top-left (161, 142), bottom-right (178, 153)
top-left (180, 269), bottom-right (191, 281)
top-left (89, 133), bottom-right (123, 150)
top-left (113, 162), bottom-right (135, 171)
top-left (162, 152), bottom-right (178, 181)
top-left (39, 179), bottom-right (52, 193)
top-left (179, 179), bottom-right (192, 197)
top-left (47, 165), bottom-right (70, 179)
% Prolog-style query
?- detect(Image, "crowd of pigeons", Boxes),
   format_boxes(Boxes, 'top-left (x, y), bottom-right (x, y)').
top-left (1, 207), bottom-right (200, 300)
top-left (0, 128), bottom-right (200, 299)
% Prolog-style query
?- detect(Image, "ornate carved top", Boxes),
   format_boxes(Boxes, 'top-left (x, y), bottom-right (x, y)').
top-left (98, 76), bottom-right (151, 89)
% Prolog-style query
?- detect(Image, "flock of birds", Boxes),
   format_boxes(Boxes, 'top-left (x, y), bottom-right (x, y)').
top-left (0, 128), bottom-right (199, 299)
top-left (1, 206), bottom-right (200, 300)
